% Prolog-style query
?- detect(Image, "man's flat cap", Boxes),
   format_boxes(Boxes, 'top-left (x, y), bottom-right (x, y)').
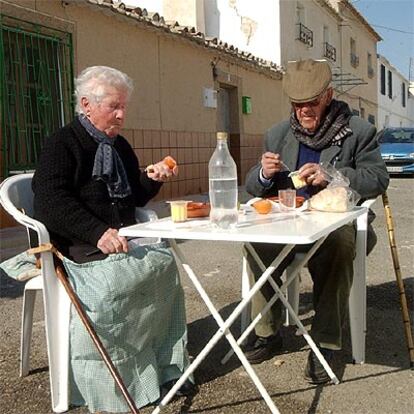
top-left (282, 59), bottom-right (332, 103)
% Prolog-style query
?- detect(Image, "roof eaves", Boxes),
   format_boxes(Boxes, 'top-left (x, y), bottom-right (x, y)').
top-left (341, 0), bottom-right (382, 41)
top-left (314, 0), bottom-right (343, 22)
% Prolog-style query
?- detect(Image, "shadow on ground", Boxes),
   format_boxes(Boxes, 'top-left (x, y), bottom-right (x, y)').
top-left (187, 277), bottom-right (414, 387)
top-left (0, 269), bottom-right (25, 299)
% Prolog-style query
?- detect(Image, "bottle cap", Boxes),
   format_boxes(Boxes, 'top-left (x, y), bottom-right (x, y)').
top-left (217, 132), bottom-right (228, 140)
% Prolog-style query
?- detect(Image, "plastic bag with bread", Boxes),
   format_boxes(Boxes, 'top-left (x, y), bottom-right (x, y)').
top-left (309, 163), bottom-right (360, 212)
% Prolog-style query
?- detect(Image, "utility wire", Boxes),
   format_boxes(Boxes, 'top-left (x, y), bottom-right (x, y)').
top-left (370, 24), bottom-right (414, 35)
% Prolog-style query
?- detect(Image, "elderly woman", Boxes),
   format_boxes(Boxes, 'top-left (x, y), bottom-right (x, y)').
top-left (32, 66), bottom-right (194, 412)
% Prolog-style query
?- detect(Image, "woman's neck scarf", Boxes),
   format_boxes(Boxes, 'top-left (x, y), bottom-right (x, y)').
top-left (78, 114), bottom-right (132, 199)
top-left (290, 99), bottom-right (353, 150)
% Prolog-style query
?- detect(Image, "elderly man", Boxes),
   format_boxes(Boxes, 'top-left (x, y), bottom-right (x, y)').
top-left (244, 59), bottom-right (388, 383)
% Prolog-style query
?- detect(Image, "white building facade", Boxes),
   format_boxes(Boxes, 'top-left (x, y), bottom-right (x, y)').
top-left (377, 55), bottom-right (414, 129)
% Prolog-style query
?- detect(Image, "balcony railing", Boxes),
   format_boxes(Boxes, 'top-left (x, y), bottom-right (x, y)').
top-left (323, 42), bottom-right (336, 62)
top-left (367, 66), bottom-right (374, 78)
top-left (350, 53), bottom-right (359, 68)
top-left (297, 23), bottom-right (313, 47)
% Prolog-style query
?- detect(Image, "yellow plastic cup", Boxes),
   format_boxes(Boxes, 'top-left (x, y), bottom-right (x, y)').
top-left (168, 200), bottom-right (189, 222)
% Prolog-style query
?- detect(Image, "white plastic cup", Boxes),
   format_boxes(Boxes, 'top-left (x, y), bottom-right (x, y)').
top-left (278, 189), bottom-right (296, 211)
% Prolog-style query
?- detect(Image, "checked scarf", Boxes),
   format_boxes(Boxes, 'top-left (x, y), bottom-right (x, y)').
top-left (78, 114), bottom-right (132, 199)
top-left (290, 99), bottom-right (353, 150)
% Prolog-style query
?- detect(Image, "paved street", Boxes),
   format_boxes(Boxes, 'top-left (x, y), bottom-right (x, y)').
top-left (1, 177), bottom-right (413, 414)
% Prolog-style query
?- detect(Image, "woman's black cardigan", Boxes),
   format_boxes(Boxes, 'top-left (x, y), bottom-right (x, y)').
top-left (32, 118), bottom-right (162, 260)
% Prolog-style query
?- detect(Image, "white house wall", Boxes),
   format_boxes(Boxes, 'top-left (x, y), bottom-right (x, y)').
top-left (279, 0), bottom-right (341, 68)
top-left (203, 0), bottom-right (281, 65)
top-left (377, 56), bottom-right (414, 129)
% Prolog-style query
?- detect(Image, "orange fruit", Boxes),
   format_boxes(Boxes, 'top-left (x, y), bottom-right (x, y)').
top-left (164, 156), bottom-right (177, 170)
top-left (252, 199), bottom-right (272, 214)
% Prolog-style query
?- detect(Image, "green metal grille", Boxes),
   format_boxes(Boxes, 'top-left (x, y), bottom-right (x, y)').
top-left (0, 15), bottom-right (74, 176)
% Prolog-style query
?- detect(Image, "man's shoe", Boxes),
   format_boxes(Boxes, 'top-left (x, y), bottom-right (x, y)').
top-left (244, 333), bottom-right (283, 364)
top-left (304, 347), bottom-right (334, 384)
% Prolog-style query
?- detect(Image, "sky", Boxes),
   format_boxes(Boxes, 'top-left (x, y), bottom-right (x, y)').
top-left (351, 0), bottom-right (414, 80)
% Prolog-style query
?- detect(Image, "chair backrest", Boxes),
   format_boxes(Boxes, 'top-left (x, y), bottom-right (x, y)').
top-left (0, 172), bottom-right (71, 412)
top-left (0, 173), bottom-right (35, 220)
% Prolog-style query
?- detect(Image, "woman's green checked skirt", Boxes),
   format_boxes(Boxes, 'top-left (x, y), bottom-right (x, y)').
top-left (63, 242), bottom-right (190, 413)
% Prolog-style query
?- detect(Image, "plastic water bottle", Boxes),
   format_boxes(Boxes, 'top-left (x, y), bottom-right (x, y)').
top-left (208, 132), bottom-right (238, 229)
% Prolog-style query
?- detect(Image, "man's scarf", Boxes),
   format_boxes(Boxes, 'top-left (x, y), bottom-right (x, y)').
top-left (78, 114), bottom-right (132, 199)
top-left (290, 99), bottom-right (353, 150)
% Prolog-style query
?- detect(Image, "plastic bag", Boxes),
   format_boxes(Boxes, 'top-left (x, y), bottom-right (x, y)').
top-left (309, 162), bottom-right (360, 212)
top-left (0, 250), bottom-right (40, 281)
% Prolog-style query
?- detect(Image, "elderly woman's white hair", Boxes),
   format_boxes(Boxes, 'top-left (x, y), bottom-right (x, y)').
top-left (75, 66), bottom-right (133, 114)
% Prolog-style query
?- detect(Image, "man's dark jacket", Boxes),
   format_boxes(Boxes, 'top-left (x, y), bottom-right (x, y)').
top-left (32, 118), bottom-right (162, 260)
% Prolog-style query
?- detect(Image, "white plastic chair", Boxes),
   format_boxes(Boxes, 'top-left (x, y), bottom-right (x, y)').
top-left (0, 172), bottom-right (158, 413)
top-left (241, 198), bottom-right (376, 364)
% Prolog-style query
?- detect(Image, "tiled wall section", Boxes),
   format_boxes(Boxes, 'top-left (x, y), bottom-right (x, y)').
top-left (240, 133), bottom-right (264, 183)
top-left (123, 129), bottom-right (264, 201)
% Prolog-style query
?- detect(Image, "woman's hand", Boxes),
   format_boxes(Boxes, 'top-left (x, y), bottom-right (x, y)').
top-left (298, 163), bottom-right (328, 187)
top-left (146, 159), bottom-right (178, 182)
top-left (97, 228), bottom-right (128, 254)
top-left (261, 152), bottom-right (285, 179)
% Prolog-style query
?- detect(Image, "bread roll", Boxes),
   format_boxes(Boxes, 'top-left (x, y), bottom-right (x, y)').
top-left (309, 187), bottom-right (349, 212)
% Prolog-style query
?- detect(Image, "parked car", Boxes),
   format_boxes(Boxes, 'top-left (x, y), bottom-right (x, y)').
top-left (377, 127), bottom-right (414, 175)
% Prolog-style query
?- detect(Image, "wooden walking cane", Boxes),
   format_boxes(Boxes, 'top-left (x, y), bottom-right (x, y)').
top-left (29, 244), bottom-right (140, 413)
top-left (381, 192), bottom-right (414, 368)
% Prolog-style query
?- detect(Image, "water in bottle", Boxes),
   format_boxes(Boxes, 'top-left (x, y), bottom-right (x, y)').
top-left (208, 132), bottom-right (238, 229)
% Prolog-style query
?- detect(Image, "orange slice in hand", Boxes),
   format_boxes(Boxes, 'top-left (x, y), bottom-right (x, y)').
top-left (146, 156), bottom-right (177, 173)
top-left (252, 199), bottom-right (272, 214)
top-left (164, 156), bottom-right (177, 170)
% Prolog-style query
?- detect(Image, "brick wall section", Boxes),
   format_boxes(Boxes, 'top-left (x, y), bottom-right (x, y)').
top-left (124, 128), bottom-right (216, 202)
top-left (124, 128), bottom-right (265, 202)
top-left (240, 133), bottom-right (264, 182)
top-left (123, 129), bottom-right (263, 201)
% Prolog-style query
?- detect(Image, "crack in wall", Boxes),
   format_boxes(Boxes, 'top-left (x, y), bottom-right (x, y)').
top-left (228, 0), bottom-right (258, 45)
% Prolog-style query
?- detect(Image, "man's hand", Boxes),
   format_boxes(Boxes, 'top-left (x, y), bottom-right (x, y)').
top-left (146, 159), bottom-right (178, 182)
top-left (97, 228), bottom-right (128, 254)
top-left (298, 163), bottom-right (329, 187)
top-left (261, 152), bottom-right (286, 179)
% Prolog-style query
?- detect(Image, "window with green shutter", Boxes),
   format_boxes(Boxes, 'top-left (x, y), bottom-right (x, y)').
top-left (0, 15), bottom-right (74, 177)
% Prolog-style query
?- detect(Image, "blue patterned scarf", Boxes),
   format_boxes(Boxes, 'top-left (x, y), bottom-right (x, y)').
top-left (78, 115), bottom-right (131, 199)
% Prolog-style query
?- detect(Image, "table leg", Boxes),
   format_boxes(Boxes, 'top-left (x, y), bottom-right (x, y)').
top-left (221, 237), bottom-right (340, 385)
top-left (221, 239), bottom-right (323, 364)
top-left (349, 208), bottom-right (368, 364)
top-left (153, 240), bottom-right (296, 414)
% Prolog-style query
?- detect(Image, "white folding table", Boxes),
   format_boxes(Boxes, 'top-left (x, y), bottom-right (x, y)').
top-left (120, 206), bottom-right (367, 413)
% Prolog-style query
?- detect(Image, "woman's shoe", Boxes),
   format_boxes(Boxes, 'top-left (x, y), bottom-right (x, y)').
top-left (161, 379), bottom-right (198, 398)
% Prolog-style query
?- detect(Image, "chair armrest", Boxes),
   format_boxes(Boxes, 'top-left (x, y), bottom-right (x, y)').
top-left (135, 207), bottom-right (158, 223)
top-left (361, 198), bottom-right (376, 209)
top-left (0, 196), bottom-right (50, 244)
